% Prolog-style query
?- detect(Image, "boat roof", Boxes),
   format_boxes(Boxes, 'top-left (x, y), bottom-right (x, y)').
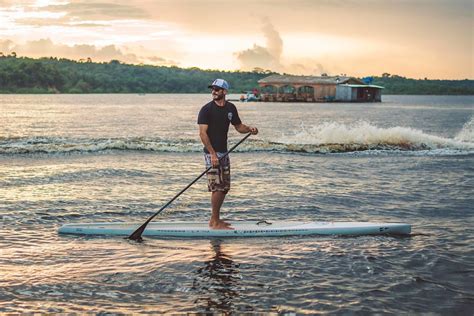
top-left (258, 74), bottom-right (364, 85)
top-left (339, 84), bottom-right (385, 89)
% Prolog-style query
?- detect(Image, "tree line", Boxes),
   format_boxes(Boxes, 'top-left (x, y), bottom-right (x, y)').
top-left (0, 55), bottom-right (472, 95)
top-left (372, 74), bottom-right (473, 95)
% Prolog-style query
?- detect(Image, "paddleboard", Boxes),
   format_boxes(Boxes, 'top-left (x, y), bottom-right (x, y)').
top-left (58, 220), bottom-right (411, 237)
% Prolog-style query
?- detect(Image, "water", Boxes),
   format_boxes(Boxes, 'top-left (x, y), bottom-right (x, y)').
top-left (1, 94), bottom-right (473, 314)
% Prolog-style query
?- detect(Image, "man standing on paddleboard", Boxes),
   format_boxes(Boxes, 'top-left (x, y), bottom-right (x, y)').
top-left (198, 79), bottom-right (258, 229)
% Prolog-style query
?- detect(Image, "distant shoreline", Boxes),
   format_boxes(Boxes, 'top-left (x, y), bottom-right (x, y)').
top-left (1, 56), bottom-right (473, 95)
top-left (2, 92), bottom-right (472, 96)
top-left (1, 92), bottom-right (473, 96)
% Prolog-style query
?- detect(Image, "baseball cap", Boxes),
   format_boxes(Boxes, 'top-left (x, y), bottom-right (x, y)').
top-left (208, 78), bottom-right (230, 90)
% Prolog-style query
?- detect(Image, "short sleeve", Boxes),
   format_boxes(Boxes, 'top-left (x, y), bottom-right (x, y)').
top-left (230, 104), bottom-right (242, 126)
top-left (197, 105), bottom-right (210, 125)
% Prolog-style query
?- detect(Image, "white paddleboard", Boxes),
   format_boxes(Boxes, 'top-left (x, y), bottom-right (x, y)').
top-left (58, 220), bottom-right (411, 237)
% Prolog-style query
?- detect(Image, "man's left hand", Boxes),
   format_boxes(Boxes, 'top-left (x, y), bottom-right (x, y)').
top-left (249, 127), bottom-right (258, 135)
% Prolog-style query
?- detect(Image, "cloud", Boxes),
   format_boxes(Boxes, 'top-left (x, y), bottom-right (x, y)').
top-left (2, 1), bottom-right (148, 29)
top-left (235, 18), bottom-right (283, 71)
top-left (235, 44), bottom-right (275, 70)
top-left (0, 39), bottom-right (15, 52)
top-left (0, 38), bottom-right (177, 66)
top-left (45, 1), bottom-right (149, 20)
top-left (287, 62), bottom-right (328, 76)
top-left (235, 18), bottom-right (329, 76)
top-left (14, 17), bottom-right (109, 27)
top-left (261, 17), bottom-right (283, 59)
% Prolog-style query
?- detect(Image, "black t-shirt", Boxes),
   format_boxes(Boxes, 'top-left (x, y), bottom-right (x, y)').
top-left (197, 101), bottom-right (242, 153)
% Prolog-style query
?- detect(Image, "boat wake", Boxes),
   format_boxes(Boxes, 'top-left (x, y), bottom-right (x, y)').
top-left (272, 120), bottom-right (474, 154)
top-left (1, 121), bottom-right (473, 156)
top-left (0, 136), bottom-right (202, 155)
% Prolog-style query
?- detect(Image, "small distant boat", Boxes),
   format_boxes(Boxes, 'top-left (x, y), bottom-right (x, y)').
top-left (239, 90), bottom-right (260, 102)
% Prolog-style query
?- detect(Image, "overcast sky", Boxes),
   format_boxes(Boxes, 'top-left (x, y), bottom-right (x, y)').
top-left (0, 0), bottom-right (472, 79)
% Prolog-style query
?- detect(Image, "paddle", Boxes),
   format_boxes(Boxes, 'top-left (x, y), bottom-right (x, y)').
top-left (127, 133), bottom-right (252, 242)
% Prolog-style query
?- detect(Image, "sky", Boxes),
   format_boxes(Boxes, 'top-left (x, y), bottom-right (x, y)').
top-left (0, 0), bottom-right (472, 79)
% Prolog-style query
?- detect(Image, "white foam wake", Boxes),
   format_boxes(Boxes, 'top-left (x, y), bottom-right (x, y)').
top-left (1, 121), bottom-right (473, 155)
top-left (275, 121), bottom-right (474, 152)
top-left (455, 117), bottom-right (474, 143)
top-left (0, 137), bottom-right (202, 154)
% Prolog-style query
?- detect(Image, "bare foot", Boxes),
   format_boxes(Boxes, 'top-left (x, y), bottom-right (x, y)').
top-left (209, 220), bottom-right (234, 230)
top-left (219, 220), bottom-right (232, 227)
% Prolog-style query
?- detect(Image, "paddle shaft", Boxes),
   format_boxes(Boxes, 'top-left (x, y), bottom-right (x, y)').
top-left (128, 133), bottom-right (252, 241)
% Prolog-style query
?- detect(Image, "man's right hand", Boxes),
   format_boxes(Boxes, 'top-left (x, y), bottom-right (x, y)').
top-left (211, 153), bottom-right (220, 167)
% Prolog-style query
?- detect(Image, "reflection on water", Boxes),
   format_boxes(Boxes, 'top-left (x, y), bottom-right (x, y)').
top-left (193, 240), bottom-right (240, 314)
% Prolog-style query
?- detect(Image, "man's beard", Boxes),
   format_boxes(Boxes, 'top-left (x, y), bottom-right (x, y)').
top-left (213, 93), bottom-right (224, 100)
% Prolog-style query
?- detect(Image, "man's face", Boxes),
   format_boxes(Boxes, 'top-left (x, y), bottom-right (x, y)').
top-left (211, 86), bottom-right (226, 100)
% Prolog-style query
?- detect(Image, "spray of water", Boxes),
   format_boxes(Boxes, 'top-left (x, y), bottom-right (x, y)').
top-left (1, 121), bottom-right (473, 155)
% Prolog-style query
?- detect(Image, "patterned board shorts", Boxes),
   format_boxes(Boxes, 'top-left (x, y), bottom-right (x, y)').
top-left (204, 153), bottom-right (231, 193)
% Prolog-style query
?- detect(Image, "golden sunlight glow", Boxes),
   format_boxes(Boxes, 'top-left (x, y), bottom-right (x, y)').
top-left (33, 0), bottom-right (69, 7)
top-left (0, 0), bottom-right (472, 79)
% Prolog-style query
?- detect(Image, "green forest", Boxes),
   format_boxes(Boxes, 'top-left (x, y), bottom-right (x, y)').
top-left (0, 55), bottom-right (473, 95)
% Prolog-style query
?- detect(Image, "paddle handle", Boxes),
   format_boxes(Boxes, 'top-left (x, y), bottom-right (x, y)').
top-left (128, 133), bottom-right (252, 241)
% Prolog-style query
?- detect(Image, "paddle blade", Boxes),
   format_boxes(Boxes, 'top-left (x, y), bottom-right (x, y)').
top-left (127, 222), bottom-right (147, 242)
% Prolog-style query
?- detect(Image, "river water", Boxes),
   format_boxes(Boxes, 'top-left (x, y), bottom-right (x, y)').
top-left (1, 94), bottom-right (473, 314)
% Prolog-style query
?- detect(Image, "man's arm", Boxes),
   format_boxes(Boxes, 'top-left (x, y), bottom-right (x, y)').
top-left (234, 123), bottom-right (258, 135)
top-left (199, 124), bottom-right (219, 167)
